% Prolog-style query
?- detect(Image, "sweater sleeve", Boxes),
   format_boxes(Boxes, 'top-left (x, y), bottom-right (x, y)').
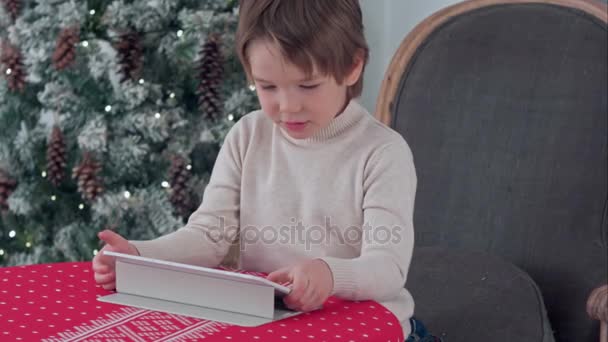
top-left (320, 141), bottom-right (417, 301)
top-left (130, 120), bottom-right (245, 268)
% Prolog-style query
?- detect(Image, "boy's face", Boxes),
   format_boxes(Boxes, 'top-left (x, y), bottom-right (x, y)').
top-left (248, 39), bottom-right (362, 139)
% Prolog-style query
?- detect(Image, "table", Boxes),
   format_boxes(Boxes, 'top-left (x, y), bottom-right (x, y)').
top-left (1, 262), bottom-right (405, 341)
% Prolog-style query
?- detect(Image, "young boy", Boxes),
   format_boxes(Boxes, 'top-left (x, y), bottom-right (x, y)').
top-left (93, 0), bottom-right (438, 340)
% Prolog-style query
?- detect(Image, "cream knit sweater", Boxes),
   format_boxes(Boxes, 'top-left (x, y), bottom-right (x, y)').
top-left (131, 99), bottom-right (416, 335)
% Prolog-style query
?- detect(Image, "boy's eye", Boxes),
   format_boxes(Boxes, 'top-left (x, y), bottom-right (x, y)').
top-left (300, 84), bottom-right (319, 90)
top-left (260, 85), bottom-right (276, 90)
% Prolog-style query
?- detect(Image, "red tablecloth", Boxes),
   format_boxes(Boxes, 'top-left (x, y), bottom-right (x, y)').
top-left (1, 262), bottom-right (404, 341)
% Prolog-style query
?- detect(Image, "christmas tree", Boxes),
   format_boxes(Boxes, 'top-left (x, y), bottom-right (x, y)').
top-left (0, 0), bottom-right (258, 266)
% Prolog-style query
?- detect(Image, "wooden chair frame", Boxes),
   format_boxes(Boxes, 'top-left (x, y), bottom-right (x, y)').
top-left (374, 1), bottom-right (607, 341)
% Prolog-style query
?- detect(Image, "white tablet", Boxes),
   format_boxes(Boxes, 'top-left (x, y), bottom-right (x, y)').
top-left (103, 251), bottom-right (292, 297)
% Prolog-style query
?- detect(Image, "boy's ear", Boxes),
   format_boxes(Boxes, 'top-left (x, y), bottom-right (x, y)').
top-left (344, 50), bottom-right (365, 86)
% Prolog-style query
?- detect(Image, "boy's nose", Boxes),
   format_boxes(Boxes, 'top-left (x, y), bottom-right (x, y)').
top-left (279, 94), bottom-right (302, 114)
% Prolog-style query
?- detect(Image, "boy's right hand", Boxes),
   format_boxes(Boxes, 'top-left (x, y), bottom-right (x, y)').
top-left (92, 229), bottom-right (140, 290)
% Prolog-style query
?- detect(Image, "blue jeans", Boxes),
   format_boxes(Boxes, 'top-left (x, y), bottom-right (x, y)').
top-left (406, 318), bottom-right (443, 342)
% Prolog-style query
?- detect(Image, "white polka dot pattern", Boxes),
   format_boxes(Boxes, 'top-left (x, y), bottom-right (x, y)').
top-left (0, 262), bottom-right (404, 341)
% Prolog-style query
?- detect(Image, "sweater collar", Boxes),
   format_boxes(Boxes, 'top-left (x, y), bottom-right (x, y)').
top-left (279, 99), bottom-right (367, 146)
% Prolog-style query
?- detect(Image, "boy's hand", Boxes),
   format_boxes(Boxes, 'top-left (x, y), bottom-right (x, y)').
top-left (92, 229), bottom-right (139, 290)
top-left (267, 259), bottom-right (334, 312)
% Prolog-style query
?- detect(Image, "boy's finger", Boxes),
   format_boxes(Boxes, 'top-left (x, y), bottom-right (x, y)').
top-left (95, 272), bottom-right (115, 285)
top-left (299, 283), bottom-right (318, 310)
top-left (102, 282), bottom-right (116, 290)
top-left (92, 263), bottom-right (110, 274)
top-left (286, 273), bottom-right (309, 304)
top-left (98, 230), bottom-right (127, 247)
top-left (300, 287), bottom-right (324, 312)
top-left (267, 267), bottom-right (290, 283)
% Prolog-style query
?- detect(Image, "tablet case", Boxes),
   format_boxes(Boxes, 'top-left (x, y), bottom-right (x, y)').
top-left (97, 251), bottom-right (303, 326)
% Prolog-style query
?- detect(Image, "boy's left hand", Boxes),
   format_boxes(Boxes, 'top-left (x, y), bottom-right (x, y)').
top-left (267, 259), bottom-right (334, 312)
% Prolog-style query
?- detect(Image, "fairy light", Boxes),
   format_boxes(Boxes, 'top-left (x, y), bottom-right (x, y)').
top-left (227, 114), bottom-right (234, 121)
top-left (41, 171), bottom-right (47, 178)
top-left (177, 30), bottom-right (184, 38)
top-left (9, 230), bottom-right (16, 238)
top-left (105, 105), bottom-right (112, 112)
top-left (51, 195), bottom-right (57, 201)
top-left (93, 249), bottom-right (98, 256)
top-left (138, 79), bottom-right (145, 85)
top-left (248, 84), bottom-right (256, 91)
top-left (25, 242), bottom-right (32, 248)
top-left (5, 68), bottom-right (12, 75)
top-left (0, 249), bottom-right (4, 256)
top-left (186, 165), bottom-right (192, 171)
top-left (78, 203), bottom-right (85, 210)
top-left (81, 41), bottom-right (89, 47)
top-left (123, 191), bottom-right (131, 199)
top-left (169, 92), bottom-right (176, 99)
top-left (161, 181), bottom-right (170, 188)
top-left (155, 112), bottom-right (161, 119)
top-left (89, 9), bottom-right (96, 15)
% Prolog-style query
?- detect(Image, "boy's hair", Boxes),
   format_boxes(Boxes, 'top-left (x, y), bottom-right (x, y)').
top-left (236, 0), bottom-right (369, 99)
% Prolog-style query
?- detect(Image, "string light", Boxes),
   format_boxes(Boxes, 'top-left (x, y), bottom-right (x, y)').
top-left (177, 30), bottom-right (184, 38)
top-left (105, 105), bottom-right (112, 112)
top-left (78, 204), bottom-right (85, 210)
top-left (123, 191), bottom-right (131, 199)
top-left (81, 41), bottom-right (89, 47)
top-left (155, 112), bottom-right (161, 119)
top-left (9, 230), bottom-right (16, 238)
top-left (93, 249), bottom-right (98, 256)
top-left (41, 171), bottom-right (47, 178)
top-left (186, 165), bottom-right (192, 171)
top-left (0, 249), bottom-right (4, 256)
top-left (25, 242), bottom-right (31, 248)
top-left (138, 79), bottom-right (145, 85)
top-left (227, 114), bottom-right (234, 121)
top-left (161, 181), bottom-right (170, 188)
top-left (169, 92), bottom-right (176, 99)
top-left (51, 195), bottom-right (57, 201)
top-left (89, 9), bottom-right (96, 15)
top-left (5, 68), bottom-right (11, 75)
top-left (248, 84), bottom-right (256, 91)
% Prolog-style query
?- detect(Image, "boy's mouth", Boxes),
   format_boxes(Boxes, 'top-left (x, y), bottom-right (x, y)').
top-left (283, 121), bottom-right (308, 132)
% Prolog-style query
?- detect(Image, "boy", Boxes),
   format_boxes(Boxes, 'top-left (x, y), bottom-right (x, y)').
top-left (94, 1), bottom-right (438, 340)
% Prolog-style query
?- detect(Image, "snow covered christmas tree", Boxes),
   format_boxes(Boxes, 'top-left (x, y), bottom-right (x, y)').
top-left (0, 0), bottom-right (258, 266)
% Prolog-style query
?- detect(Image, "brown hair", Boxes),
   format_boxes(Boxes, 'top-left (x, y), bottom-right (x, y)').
top-left (236, 0), bottom-right (369, 99)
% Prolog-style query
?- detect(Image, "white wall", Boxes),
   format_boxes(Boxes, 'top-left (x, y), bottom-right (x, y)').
top-left (359, 0), bottom-right (462, 113)
top-left (359, 0), bottom-right (608, 112)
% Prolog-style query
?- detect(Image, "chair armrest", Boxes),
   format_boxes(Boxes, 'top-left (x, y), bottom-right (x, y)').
top-left (588, 284), bottom-right (608, 322)
top-left (587, 285), bottom-right (607, 342)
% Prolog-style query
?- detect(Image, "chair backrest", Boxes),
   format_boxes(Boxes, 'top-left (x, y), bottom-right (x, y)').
top-left (375, 1), bottom-right (607, 340)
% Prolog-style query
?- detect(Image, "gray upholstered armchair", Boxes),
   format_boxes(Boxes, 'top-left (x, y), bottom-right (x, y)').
top-left (374, 0), bottom-right (607, 341)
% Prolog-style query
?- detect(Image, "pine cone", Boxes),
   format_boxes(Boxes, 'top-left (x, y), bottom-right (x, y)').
top-left (72, 152), bottom-right (104, 201)
top-left (46, 126), bottom-right (67, 187)
top-left (115, 30), bottom-right (143, 83)
top-left (197, 34), bottom-right (224, 121)
top-left (0, 168), bottom-right (17, 211)
top-left (0, 41), bottom-right (26, 92)
top-left (168, 155), bottom-right (195, 218)
top-left (52, 26), bottom-right (80, 71)
top-left (1, 0), bottom-right (21, 21)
